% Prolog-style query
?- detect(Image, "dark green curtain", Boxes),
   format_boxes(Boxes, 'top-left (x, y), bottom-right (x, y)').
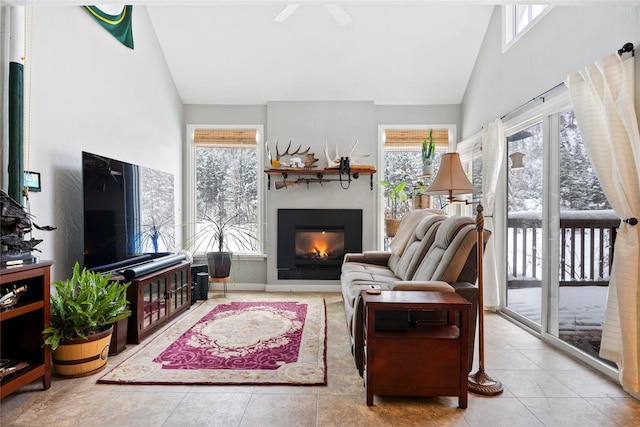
top-left (8, 61), bottom-right (23, 203)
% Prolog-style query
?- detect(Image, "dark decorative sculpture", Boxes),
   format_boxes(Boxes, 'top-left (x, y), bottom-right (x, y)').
top-left (1, 189), bottom-right (56, 257)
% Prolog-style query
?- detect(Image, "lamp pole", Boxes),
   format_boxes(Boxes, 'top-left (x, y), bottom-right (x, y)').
top-left (468, 203), bottom-right (503, 395)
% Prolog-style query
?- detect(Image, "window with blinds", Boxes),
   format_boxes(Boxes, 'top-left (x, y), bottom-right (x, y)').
top-left (382, 128), bottom-right (450, 219)
top-left (193, 128), bottom-right (260, 254)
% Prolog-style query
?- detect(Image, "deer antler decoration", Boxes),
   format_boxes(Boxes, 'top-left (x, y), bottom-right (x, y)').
top-left (266, 139), bottom-right (319, 169)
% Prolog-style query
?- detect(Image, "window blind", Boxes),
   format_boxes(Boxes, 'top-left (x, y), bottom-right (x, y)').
top-left (384, 129), bottom-right (449, 152)
top-left (193, 129), bottom-right (257, 148)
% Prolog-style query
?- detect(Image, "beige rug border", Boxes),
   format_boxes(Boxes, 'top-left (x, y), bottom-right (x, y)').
top-left (98, 296), bottom-right (327, 385)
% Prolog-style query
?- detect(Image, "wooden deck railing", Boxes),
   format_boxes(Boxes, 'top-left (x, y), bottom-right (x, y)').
top-left (507, 210), bottom-right (618, 288)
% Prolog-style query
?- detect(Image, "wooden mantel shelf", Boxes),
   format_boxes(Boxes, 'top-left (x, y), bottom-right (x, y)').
top-left (264, 167), bottom-right (376, 190)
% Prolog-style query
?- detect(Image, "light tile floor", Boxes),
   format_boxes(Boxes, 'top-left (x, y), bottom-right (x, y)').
top-left (1, 292), bottom-right (639, 426)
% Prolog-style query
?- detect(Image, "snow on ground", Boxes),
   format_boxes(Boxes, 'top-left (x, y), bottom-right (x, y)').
top-left (507, 286), bottom-right (608, 335)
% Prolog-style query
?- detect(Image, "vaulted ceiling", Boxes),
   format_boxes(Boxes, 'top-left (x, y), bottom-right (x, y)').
top-left (146, 3), bottom-right (494, 105)
top-left (5, 1), bottom-right (632, 105)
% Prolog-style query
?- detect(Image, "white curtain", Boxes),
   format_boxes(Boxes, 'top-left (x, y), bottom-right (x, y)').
top-left (566, 53), bottom-right (640, 393)
top-left (481, 119), bottom-right (505, 309)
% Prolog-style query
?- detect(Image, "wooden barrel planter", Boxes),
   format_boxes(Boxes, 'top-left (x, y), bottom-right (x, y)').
top-left (51, 325), bottom-right (113, 378)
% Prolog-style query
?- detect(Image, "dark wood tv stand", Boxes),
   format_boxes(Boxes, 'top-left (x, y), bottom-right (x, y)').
top-left (112, 261), bottom-right (191, 344)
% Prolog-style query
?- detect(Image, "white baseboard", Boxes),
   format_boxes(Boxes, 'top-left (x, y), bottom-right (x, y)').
top-left (266, 284), bottom-right (341, 292)
top-left (207, 282), bottom-right (341, 293)
top-left (208, 282), bottom-right (266, 292)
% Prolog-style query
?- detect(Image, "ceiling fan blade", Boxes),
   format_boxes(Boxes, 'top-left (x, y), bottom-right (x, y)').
top-left (324, 4), bottom-right (352, 26)
top-left (273, 4), bottom-right (300, 23)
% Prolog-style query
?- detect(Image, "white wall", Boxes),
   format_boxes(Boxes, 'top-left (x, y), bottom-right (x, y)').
top-left (183, 105), bottom-right (267, 127)
top-left (461, 5), bottom-right (640, 138)
top-left (22, 6), bottom-right (183, 280)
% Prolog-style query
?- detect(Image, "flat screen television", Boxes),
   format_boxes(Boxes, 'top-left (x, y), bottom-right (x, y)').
top-left (82, 151), bottom-right (175, 272)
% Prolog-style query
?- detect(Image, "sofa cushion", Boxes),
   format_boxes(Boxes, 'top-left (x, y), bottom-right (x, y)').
top-left (389, 214), bottom-right (445, 280)
top-left (341, 261), bottom-right (397, 276)
top-left (411, 216), bottom-right (477, 282)
top-left (388, 208), bottom-right (445, 256)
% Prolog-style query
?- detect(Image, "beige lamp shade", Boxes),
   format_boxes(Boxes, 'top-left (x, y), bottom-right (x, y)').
top-left (426, 152), bottom-right (476, 201)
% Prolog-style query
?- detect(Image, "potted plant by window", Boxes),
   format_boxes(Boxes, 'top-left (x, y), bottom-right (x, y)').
top-left (378, 180), bottom-right (408, 237)
top-left (43, 262), bottom-right (131, 377)
top-left (422, 129), bottom-right (436, 176)
top-left (409, 181), bottom-right (432, 209)
top-left (188, 211), bottom-right (257, 298)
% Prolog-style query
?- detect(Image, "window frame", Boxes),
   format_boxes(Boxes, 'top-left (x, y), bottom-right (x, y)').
top-left (184, 124), bottom-right (265, 258)
top-left (377, 124), bottom-right (456, 247)
top-left (502, 4), bottom-right (552, 53)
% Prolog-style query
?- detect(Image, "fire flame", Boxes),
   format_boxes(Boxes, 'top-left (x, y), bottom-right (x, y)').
top-left (295, 230), bottom-right (344, 261)
top-left (311, 244), bottom-right (329, 260)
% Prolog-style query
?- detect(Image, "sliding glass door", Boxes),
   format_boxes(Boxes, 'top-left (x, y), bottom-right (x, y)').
top-left (505, 121), bottom-right (544, 330)
top-left (502, 102), bottom-right (615, 370)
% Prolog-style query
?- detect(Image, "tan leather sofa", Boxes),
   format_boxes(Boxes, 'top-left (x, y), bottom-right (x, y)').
top-left (340, 210), bottom-right (489, 374)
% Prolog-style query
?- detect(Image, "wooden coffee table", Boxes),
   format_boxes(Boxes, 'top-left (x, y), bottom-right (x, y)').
top-left (362, 290), bottom-right (471, 408)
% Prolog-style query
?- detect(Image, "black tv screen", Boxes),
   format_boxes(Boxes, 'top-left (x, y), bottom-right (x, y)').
top-left (82, 151), bottom-right (175, 271)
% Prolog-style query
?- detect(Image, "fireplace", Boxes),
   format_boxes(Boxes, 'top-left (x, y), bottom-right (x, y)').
top-left (278, 209), bottom-right (362, 280)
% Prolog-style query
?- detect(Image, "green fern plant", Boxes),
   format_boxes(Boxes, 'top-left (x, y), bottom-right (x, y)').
top-left (43, 262), bottom-right (131, 351)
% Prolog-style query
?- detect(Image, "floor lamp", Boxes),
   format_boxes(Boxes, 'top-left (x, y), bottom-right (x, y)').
top-left (468, 204), bottom-right (503, 395)
top-left (427, 152), bottom-right (503, 395)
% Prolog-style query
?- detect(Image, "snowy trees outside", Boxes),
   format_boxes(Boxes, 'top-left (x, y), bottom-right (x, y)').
top-left (195, 146), bottom-right (259, 253)
top-left (508, 112), bottom-right (612, 284)
top-left (382, 150), bottom-right (444, 217)
top-left (559, 111), bottom-right (610, 210)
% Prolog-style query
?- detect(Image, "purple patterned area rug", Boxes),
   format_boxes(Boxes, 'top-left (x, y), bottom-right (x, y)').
top-left (98, 298), bottom-right (326, 385)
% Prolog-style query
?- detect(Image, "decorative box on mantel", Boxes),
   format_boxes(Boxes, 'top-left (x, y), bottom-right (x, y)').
top-left (264, 167), bottom-right (376, 190)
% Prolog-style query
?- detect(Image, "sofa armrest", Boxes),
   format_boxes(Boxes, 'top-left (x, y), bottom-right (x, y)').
top-left (343, 253), bottom-right (364, 263)
top-left (343, 251), bottom-right (391, 266)
top-left (388, 281), bottom-right (455, 292)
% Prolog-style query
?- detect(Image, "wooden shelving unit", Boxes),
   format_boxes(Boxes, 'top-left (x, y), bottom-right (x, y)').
top-left (264, 167), bottom-right (376, 190)
top-left (0, 261), bottom-right (53, 399)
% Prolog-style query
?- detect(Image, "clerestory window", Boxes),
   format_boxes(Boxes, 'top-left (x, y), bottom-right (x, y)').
top-left (503, 4), bottom-right (551, 52)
